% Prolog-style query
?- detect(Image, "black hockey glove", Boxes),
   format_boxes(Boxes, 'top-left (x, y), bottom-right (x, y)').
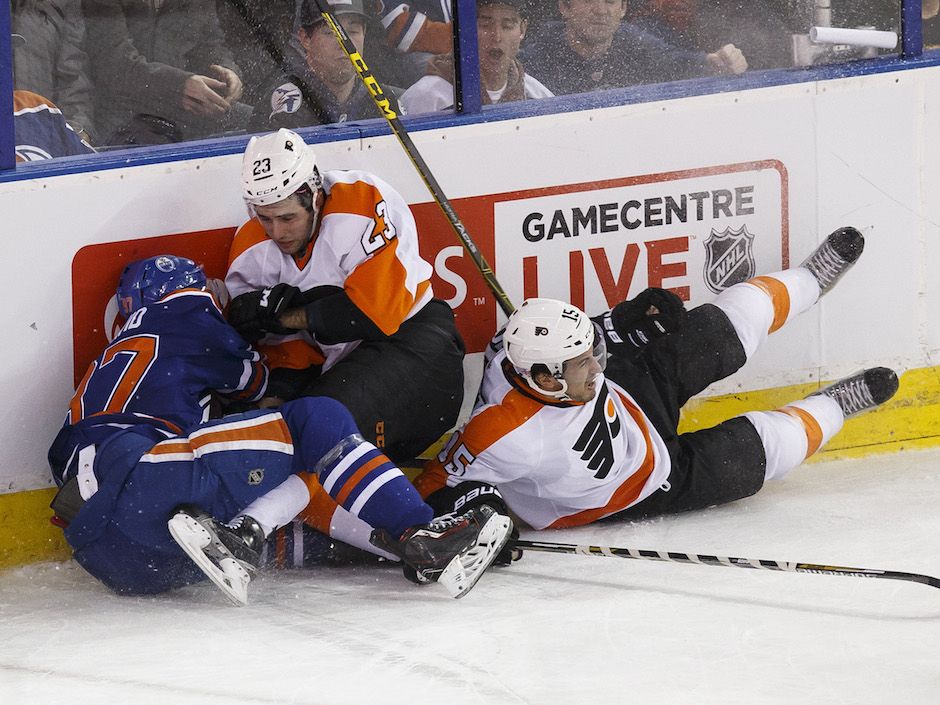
top-left (426, 481), bottom-right (522, 566)
top-left (597, 287), bottom-right (687, 359)
top-left (228, 284), bottom-right (301, 340)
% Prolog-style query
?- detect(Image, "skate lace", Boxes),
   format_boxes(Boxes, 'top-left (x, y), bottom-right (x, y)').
top-left (827, 376), bottom-right (875, 416)
top-left (427, 512), bottom-right (465, 532)
top-left (805, 243), bottom-right (847, 289)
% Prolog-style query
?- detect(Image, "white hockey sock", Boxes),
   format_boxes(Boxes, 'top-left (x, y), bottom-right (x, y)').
top-left (236, 474), bottom-right (311, 537)
top-left (744, 394), bottom-right (844, 481)
top-left (714, 268), bottom-right (820, 359)
top-left (328, 506), bottom-right (398, 561)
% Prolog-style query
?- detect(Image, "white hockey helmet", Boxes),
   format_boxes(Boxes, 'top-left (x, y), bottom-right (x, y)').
top-left (241, 128), bottom-right (323, 208)
top-left (503, 298), bottom-right (601, 398)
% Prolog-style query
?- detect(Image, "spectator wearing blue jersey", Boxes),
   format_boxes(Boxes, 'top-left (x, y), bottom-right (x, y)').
top-left (521, 0), bottom-right (747, 96)
top-left (258, 0), bottom-right (403, 130)
top-left (48, 255), bottom-right (511, 604)
top-left (13, 90), bottom-right (95, 162)
top-left (12, 0), bottom-right (97, 142)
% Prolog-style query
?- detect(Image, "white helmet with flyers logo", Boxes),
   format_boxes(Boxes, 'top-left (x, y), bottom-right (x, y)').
top-left (503, 298), bottom-right (603, 398)
top-left (241, 128), bottom-right (322, 208)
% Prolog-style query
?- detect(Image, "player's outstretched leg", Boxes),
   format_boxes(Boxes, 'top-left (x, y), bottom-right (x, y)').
top-left (743, 366), bottom-right (899, 483)
top-left (711, 226), bottom-right (864, 365)
top-left (810, 366), bottom-right (899, 417)
top-left (168, 505), bottom-right (265, 606)
top-left (800, 226), bottom-right (865, 296)
top-left (371, 505), bottom-right (513, 599)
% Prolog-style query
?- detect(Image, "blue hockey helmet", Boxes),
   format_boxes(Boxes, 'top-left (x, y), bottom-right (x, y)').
top-left (116, 255), bottom-right (207, 316)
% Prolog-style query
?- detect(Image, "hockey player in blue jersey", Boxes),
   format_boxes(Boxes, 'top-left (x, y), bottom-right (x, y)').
top-left (48, 255), bottom-right (511, 604)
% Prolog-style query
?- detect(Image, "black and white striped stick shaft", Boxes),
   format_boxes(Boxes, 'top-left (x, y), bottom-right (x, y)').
top-left (314, 0), bottom-right (516, 317)
top-left (514, 539), bottom-right (940, 590)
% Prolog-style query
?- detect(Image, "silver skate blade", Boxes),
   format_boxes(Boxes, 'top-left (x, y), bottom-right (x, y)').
top-left (168, 513), bottom-right (251, 607)
top-left (438, 513), bottom-right (513, 599)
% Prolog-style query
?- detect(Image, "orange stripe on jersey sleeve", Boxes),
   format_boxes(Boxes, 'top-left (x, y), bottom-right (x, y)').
top-left (548, 393), bottom-right (657, 528)
top-left (324, 180), bottom-right (430, 335)
top-left (259, 339), bottom-right (325, 370)
top-left (416, 389), bottom-right (545, 495)
top-left (345, 240), bottom-right (429, 335)
top-left (324, 180), bottom-right (383, 219)
top-left (747, 276), bottom-right (791, 333)
top-left (298, 473), bottom-right (340, 534)
top-left (189, 417), bottom-right (292, 451)
top-left (146, 440), bottom-right (194, 456)
top-left (14, 90), bottom-right (58, 111)
top-left (228, 219), bottom-right (270, 268)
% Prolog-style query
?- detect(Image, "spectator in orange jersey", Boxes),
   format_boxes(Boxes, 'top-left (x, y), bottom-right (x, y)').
top-left (224, 128), bottom-right (465, 464)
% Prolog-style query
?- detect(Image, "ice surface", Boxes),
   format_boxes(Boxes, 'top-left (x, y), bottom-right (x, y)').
top-left (1, 447), bottom-right (938, 704)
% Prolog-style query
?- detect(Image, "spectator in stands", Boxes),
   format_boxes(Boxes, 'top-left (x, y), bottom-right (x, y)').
top-left (521, 0), bottom-right (747, 96)
top-left (217, 0), bottom-right (297, 112)
top-left (13, 90), bottom-right (96, 162)
top-left (400, 0), bottom-right (552, 114)
top-left (12, 0), bottom-right (96, 143)
top-left (258, 0), bottom-right (402, 129)
top-left (924, 0), bottom-right (940, 48)
top-left (629, 0), bottom-right (696, 48)
top-left (82, 0), bottom-right (252, 146)
top-left (691, 0), bottom-right (795, 71)
top-left (381, 0), bottom-right (454, 56)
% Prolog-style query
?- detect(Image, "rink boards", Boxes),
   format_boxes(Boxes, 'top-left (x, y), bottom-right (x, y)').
top-left (1, 66), bottom-right (939, 568)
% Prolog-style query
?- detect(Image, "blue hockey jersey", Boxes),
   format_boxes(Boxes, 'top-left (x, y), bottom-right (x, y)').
top-left (49, 288), bottom-right (268, 484)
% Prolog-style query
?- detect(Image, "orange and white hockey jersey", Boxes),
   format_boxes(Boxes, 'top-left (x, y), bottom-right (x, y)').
top-left (226, 170), bottom-right (434, 372)
top-left (415, 349), bottom-right (672, 530)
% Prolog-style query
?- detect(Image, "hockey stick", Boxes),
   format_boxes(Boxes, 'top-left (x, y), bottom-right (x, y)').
top-left (313, 0), bottom-right (517, 317)
top-left (514, 539), bottom-right (940, 591)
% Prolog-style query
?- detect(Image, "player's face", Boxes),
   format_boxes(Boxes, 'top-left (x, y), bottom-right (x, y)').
top-left (300, 16), bottom-right (367, 88)
top-left (477, 4), bottom-right (527, 76)
top-left (254, 196), bottom-right (316, 255)
top-left (562, 348), bottom-right (604, 402)
top-left (559, 0), bottom-right (626, 47)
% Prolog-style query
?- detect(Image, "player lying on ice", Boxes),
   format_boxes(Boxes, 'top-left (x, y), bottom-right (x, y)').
top-left (414, 226), bottom-right (900, 534)
top-left (47, 255), bottom-right (511, 605)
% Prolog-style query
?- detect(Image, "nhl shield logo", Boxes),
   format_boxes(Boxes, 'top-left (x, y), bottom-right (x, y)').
top-left (247, 469), bottom-right (264, 486)
top-left (703, 226), bottom-right (756, 293)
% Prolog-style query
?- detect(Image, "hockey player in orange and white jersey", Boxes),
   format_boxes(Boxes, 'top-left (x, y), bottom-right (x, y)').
top-left (224, 128), bottom-right (465, 464)
top-left (414, 227), bottom-right (900, 533)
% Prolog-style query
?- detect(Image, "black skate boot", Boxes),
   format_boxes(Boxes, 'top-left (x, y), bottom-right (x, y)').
top-left (812, 367), bottom-right (899, 418)
top-left (371, 505), bottom-right (513, 599)
top-left (168, 505), bottom-right (265, 606)
top-left (800, 226), bottom-right (864, 295)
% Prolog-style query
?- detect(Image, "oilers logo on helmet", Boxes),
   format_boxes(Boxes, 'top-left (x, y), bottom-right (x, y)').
top-left (154, 256), bottom-right (176, 273)
top-left (116, 255), bottom-right (207, 316)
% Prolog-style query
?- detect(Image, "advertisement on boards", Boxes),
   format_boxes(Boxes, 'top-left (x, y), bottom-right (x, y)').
top-left (69, 161), bottom-right (787, 386)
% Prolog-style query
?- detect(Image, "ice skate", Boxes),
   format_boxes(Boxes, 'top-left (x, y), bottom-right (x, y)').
top-left (371, 505), bottom-right (513, 599)
top-left (811, 367), bottom-right (899, 418)
top-left (168, 505), bottom-right (265, 606)
top-left (800, 226), bottom-right (864, 295)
